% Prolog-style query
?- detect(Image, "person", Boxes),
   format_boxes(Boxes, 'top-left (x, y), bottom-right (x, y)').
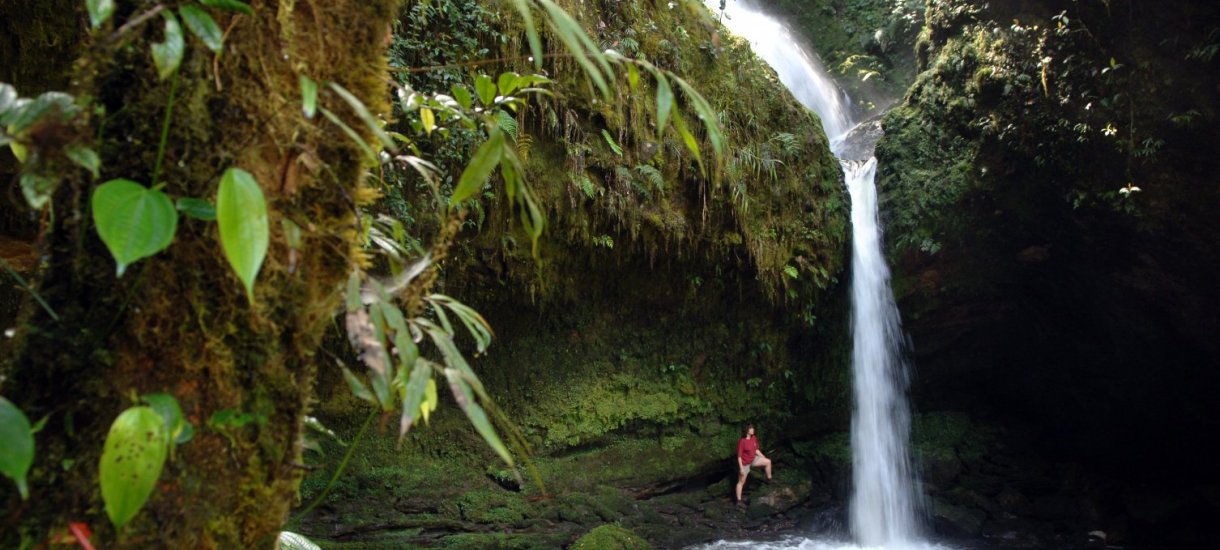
top-left (735, 423), bottom-right (773, 506)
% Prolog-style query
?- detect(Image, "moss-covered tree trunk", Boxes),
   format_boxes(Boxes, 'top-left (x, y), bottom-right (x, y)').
top-left (1, 1), bottom-right (398, 547)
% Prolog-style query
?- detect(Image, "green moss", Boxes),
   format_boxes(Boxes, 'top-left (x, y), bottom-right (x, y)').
top-left (572, 524), bottom-right (653, 550)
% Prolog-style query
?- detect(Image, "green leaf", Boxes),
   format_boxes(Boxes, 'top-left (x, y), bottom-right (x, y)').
top-left (421, 378), bottom-right (438, 424)
top-left (151, 10), bottom-right (186, 80)
top-left (92, 178), bottom-right (179, 276)
top-left (450, 128), bottom-right (503, 206)
top-left (199, 0), bottom-right (254, 15)
top-left (100, 407), bottom-right (168, 530)
top-left (176, 197), bottom-right (216, 221)
top-left (420, 107), bottom-right (435, 136)
top-left (0, 397), bottom-right (34, 500)
top-left (278, 531), bottom-right (322, 550)
top-left (320, 106), bottom-right (376, 165)
top-left (300, 76), bottom-right (318, 119)
top-left (66, 144), bottom-right (101, 178)
top-left (398, 359), bottom-right (432, 440)
top-left (141, 393), bottom-right (193, 446)
top-left (654, 74), bottom-right (673, 137)
top-left (328, 82), bottom-right (394, 150)
top-left (475, 74), bottom-right (497, 107)
top-left (671, 109), bottom-right (704, 175)
top-left (8, 92), bottom-right (79, 134)
top-left (601, 129), bottom-right (622, 156)
top-left (445, 369), bottom-right (513, 467)
top-left (670, 75), bottom-right (725, 159)
top-left (216, 168), bottom-right (269, 302)
top-left (340, 364), bottom-right (376, 404)
top-left (87, 0), bottom-right (115, 28)
top-left (179, 5), bottom-right (224, 53)
top-left (451, 85), bottom-right (472, 110)
top-left (507, 0), bottom-right (543, 69)
top-left (20, 172), bottom-right (58, 210)
top-left (497, 72), bottom-right (521, 96)
top-left (537, 0), bottom-right (611, 98)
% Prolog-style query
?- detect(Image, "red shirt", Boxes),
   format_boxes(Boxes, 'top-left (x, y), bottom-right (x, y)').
top-left (737, 436), bottom-right (758, 466)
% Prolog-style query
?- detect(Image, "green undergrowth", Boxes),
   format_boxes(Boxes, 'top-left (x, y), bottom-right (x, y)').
top-left (572, 524), bottom-right (653, 549)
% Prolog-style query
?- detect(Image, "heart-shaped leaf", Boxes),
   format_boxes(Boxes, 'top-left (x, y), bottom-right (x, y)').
top-left (99, 407), bottom-right (168, 530)
top-left (92, 179), bottom-right (178, 276)
top-left (179, 5), bottom-right (224, 53)
top-left (151, 11), bottom-right (185, 80)
top-left (216, 168), bottom-right (269, 302)
top-left (0, 397), bottom-right (34, 500)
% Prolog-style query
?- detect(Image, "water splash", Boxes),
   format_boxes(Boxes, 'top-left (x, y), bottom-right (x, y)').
top-left (703, 1), bottom-right (924, 547)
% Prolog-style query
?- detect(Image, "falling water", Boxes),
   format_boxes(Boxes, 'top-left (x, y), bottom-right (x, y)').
top-left (701, 1), bottom-right (927, 548)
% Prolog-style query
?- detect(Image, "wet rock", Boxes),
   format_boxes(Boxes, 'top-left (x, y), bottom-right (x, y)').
top-left (932, 499), bottom-right (986, 537)
top-left (982, 517), bottom-right (1043, 547)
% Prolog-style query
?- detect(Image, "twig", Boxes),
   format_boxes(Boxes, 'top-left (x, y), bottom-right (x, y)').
top-left (107, 4), bottom-right (167, 45)
top-left (0, 257), bottom-right (58, 322)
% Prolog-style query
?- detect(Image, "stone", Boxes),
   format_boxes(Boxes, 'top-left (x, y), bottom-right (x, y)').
top-left (932, 499), bottom-right (986, 537)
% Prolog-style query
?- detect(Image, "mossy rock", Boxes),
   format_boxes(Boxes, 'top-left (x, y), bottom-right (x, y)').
top-left (571, 524), bottom-right (653, 550)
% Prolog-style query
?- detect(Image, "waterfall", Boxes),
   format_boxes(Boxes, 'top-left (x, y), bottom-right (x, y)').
top-left (705, 1), bottom-right (924, 547)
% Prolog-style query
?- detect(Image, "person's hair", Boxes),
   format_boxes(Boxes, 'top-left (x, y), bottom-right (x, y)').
top-left (742, 423), bottom-right (755, 437)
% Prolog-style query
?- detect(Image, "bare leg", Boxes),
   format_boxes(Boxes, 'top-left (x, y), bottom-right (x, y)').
top-left (757, 454), bottom-right (773, 480)
top-left (735, 472), bottom-right (747, 502)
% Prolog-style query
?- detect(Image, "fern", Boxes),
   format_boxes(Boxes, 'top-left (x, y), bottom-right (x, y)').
top-left (576, 174), bottom-right (596, 200)
top-left (516, 133), bottom-right (534, 161)
top-left (771, 132), bottom-right (800, 157)
top-left (634, 164), bottom-right (665, 193)
top-left (601, 129), bottom-right (623, 156)
top-left (498, 110), bottom-right (519, 140)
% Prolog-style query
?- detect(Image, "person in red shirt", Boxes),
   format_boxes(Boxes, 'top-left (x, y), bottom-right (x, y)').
top-left (735, 423), bottom-right (773, 505)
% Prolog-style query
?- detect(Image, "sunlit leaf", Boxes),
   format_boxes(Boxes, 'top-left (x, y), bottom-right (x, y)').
top-left (179, 5), bottom-right (224, 53)
top-left (0, 397), bottom-right (34, 500)
top-left (99, 407), bottom-right (168, 530)
top-left (278, 531), bottom-right (321, 550)
top-left (216, 168), bottom-right (269, 301)
top-left (420, 107), bottom-right (435, 136)
top-left (92, 179), bottom-right (179, 276)
top-left (450, 127), bottom-right (503, 206)
top-left (475, 74), bottom-right (497, 107)
top-left (199, 0), bottom-right (254, 16)
top-left (87, 0), bottom-right (115, 28)
top-left (151, 11), bottom-right (186, 80)
top-left (176, 197), bottom-right (216, 221)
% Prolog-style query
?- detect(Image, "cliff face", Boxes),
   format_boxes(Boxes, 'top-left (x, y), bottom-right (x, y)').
top-left (876, 0), bottom-right (1220, 543)
top-left (298, 1), bottom-right (854, 545)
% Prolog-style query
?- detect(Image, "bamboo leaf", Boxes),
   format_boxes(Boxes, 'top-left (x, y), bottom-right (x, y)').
top-left (300, 76), bottom-right (318, 119)
top-left (199, 0), bottom-right (254, 15)
top-left (654, 73), bottom-right (673, 137)
top-left (320, 106), bottom-right (376, 165)
top-left (0, 397), bottom-right (34, 500)
top-left (100, 407), bottom-right (168, 530)
top-left (92, 179), bottom-right (179, 276)
top-left (445, 369), bottom-right (513, 467)
top-left (671, 109), bottom-right (704, 175)
top-left (216, 168), bottom-right (269, 302)
top-left (670, 75), bottom-right (725, 159)
top-left (537, 0), bottom-right (611, 98)
top-left (151, 11), bottom-right (186, 80)
top-left (450, 128), bottom-right (503, 206)
top-left (179, 5), bottom-right (224, 53)
top-left (420, 107), bottom-right (435, 136)
top-left (508, 0), bottom-right (543, 69)
top-left (328, 82), bottom-right (394, 150)
top-left (340, 363), bottom-right (376, 404)
top-left (87, 0), bottom-right (115, 28)
top-left (278, 531), bottom-right (321, 550)
top-left (398, 359), bottom-right (431, 441)
top-left (175, 197), bottom-right (216, 221)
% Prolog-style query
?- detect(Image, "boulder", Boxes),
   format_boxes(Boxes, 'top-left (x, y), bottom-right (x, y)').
top-left (932, 499), bottom-right (987, 537)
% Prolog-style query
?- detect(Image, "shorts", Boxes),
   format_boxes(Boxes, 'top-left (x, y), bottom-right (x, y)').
top-left (738, 454), bottom-right (764, 476)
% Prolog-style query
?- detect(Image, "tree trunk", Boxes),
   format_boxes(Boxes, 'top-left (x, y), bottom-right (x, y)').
top-left (1, 1), bottom-right (398, 547)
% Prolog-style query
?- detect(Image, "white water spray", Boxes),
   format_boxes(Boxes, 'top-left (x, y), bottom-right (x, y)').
top-left (701, 1), bottom-right (926, 548)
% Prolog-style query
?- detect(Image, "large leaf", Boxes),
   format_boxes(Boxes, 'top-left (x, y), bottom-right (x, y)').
top-left (216, 168), bottom-right (269, 302)
top-left (450, 128), bottom-right (503, 206)
top-left (179, 5), bottom-right (224, 53)
top-left (0, 397), bottom-right (34, 500)
top-left (199, 0), bottom-right (254, 16)
top-left (300, 76), bottom-right (318, 119)
top-left (654, 73), bottom-right (674, 138)
top-left (142, 393), bottom-right (193, 446)
top-left (92, 178), bottom-right (179, 276)
top-left (99, 407), bottom-right (168, 530)
top-left (151, 11), bottom-right (186, 80)
top-left (87, 0), bottom-right (115, 28)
